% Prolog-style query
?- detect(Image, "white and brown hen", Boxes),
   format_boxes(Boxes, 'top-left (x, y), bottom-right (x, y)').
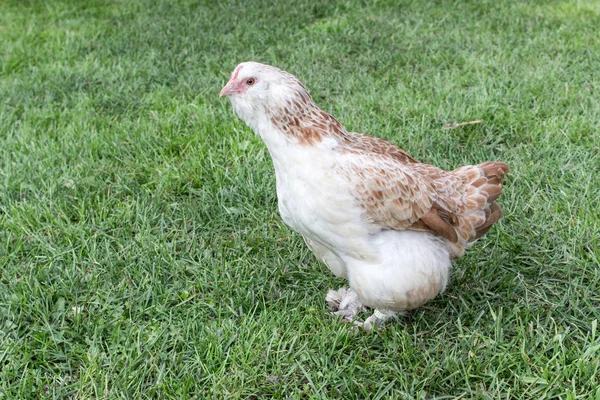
top-left (220, 62), bottom-right (509, 330)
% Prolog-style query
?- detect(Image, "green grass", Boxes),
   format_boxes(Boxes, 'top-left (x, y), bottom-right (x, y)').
top-left (1, 0), bottom-right (599, 397)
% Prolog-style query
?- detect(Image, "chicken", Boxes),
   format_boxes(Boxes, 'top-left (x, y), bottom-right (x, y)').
top-left (220, 62), bottom-right (509, 330)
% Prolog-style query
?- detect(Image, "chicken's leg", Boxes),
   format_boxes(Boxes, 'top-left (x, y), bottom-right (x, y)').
top-left (354, 309), bottom-right (398, 331)
top-left (325, 287), bottom-right (364, 321)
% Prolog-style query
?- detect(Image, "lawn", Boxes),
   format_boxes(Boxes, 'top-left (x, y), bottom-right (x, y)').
top-left (1, 0), bottom-right (599, 398)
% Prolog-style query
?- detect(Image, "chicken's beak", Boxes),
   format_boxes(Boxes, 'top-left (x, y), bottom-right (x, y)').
top-left (219, 80), bottom-right (236, 97)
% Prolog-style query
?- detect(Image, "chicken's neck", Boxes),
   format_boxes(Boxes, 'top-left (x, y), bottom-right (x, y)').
top-left (260, 100), bottom-right (354, 149)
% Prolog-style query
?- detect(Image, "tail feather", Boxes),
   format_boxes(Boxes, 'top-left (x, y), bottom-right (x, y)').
top-left (474, 202), bottom-right (502, 239)
top-left (480, 162), bottom-right (510, 185)
top-left (482, 183), bottom-right (502, 203)
top-left (448, 161), bottom-right (509, 257)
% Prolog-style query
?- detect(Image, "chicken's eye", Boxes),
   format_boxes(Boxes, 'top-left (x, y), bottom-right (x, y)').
top-left (246, 78), bottom-right (255, 86)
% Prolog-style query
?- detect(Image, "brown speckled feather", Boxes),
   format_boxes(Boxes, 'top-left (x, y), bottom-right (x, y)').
top-left (335, 155), bottom-right (435, 231)
top-left (335, 134), bottom-right (509, 258)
